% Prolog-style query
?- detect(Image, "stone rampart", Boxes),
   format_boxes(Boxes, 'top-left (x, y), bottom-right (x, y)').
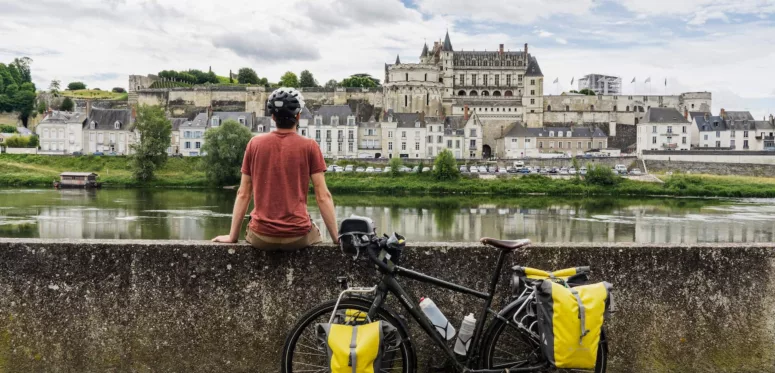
top-left (1, 239), bottom-right (772, 372)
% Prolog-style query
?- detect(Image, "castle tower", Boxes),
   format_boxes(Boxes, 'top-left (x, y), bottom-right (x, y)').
top-left (523, 52), bottom-right (544, 127)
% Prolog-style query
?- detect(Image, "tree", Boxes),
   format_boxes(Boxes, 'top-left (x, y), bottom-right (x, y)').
top-left (340, 74), bottom-right (378, 88)
top-left (578, 88), bottom-right (596, 96)
top-left (49, 80), bottom-right (61, 94)
top-left (67, 82), bottom-right (86, 90)
top-left (299, 70), bottom-right (318, 87)
top-left (585, 164), bottom-right (620, 186)
top-left (130, 105), bottom-right (172, 182)
top-left (433, 149), bottom-right (459, 181)
top-left (237, 67), bottom-right (260, 85)
top-left (0, 124), bottom-right (16, 133)
top-left (60, 97), bottom-right (74, 111)
top-left (201, 120), bottom-right (253, 185)
top-left (37, 101), bottom-right (46, 114)
top-left (112, 87), bottom-right (126, 93)
top-left (388, 157), bottom-right (402, 177)
top-left (12, 57), bottom-right (32, 83)
top-left (279, 71), bottom-right (299, 88)
top-left (27, 134), bottom-right (39, 148)
top-left (324, 79), bottom-right (339, 89)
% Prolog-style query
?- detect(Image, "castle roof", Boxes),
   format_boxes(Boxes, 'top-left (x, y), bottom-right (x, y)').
top-left (525, 56), bottom-right (543, 77)
top-left (212, 111), bottom-right (254, 129)
top-left (421, 43), bottom-right (429, 58)
top-left (313, 105), bottom-right (354, 125)
top-left (83, 108), bottom-right (133, 131)
top-left (644, 108), bottom-right (688, 124)
top-left (443, 30), bottom-right (453, 52)
top-left (395, 54), bottom-right (401, 65)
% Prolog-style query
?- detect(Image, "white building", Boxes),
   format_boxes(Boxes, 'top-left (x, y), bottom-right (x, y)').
top-left (578, 74), bottom-right (622, 95)
top-left (498, 123), bottom-right (608, 158)
top-left (211, 111), bottom-right (254, 131)
top-left (81, 108), bottom-right (136, 155)
top-left (636, 108), bottom-right (691, 156)
top-left (309, 105), bottom-right (358, 158)
top-left (179, 113), bottom-right (208, 156)
top-left (168, 118), bottom-right (186, 155)
top-left (37, 111), bottom-right (85, 154)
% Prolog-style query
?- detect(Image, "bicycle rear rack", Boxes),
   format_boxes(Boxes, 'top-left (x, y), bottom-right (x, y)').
top-left (328, 286), bottom-right (378, 324)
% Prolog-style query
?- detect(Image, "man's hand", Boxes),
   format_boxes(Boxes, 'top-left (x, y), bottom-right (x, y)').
top-left (212, 235), bottom-right (237, 243)
top-left (332, 236), bottom-right (340, 245)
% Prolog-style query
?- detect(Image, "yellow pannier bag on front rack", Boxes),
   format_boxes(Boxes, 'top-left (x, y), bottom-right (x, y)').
top-left (316, 321), bottom-right (396, 373)
top-left (535, 280), bottom-right (613, 369)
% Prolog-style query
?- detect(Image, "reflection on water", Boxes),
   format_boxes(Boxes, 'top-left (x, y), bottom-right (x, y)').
top-left (1, 188), bottom-right (775, 243)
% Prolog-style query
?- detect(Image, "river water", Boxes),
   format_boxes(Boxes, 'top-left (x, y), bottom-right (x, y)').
top-left (1, 188), bottom-right (774, 243)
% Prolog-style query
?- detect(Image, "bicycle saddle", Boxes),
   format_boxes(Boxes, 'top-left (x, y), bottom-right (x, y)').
top-left (480, 238), bottom-right (532, 251)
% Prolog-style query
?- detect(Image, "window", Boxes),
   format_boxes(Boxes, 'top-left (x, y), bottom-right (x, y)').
top-left (195, 142), bottom-right (201, 149)
top-left (587, 142), bottom-right (591, 149)
top-left (424, 73), bottom-right (427, 81)
top-left (731, 131), bottom-right (736, 138)
top-left (405, 73), bottom-right (408, 81)
top-left (348, 118), bottom-right (355, 126)
top-left (367, 129), bottom-right (374, 136)
top-left (326, 130), bottom-right (331, 139)
top-left (507, 75), bottom-right (511, 86)
top-left (401, 131), bottom-right (406, 138)
top-left (559, 142), bottom-right (563, 149)
top-left (682, 126), bottom-right (687, 134)
top-left (598, 141), bottom-right (602, 149)
top-left (731, 139), bottom-right (736, 148)
top-left (530, 90), bottom-right (535, 96)
top-left (388, 131), bottom-right (393, 138)
top-left (427, 135), bottom-right (432, 143)
top-left (404, 96), bottom-right (408, 107)
top-left (653, 137), bottom-right (657, 144)
top-left (185, 141), bottom-right (191, 149)
top-left (401, 142), bottom-right (406, 151)
top-left (348, 143), bottom-right (353, 152)
top-left (566, 131), bottom-right (571, 137)
top-left (388, 142), bottom-right (393, 150)
top-left (426, 93), bottom-right (429, 106)
top-left (495, 75), bottom-right (500, 86)
top-left (549, 131), bottom-right (554, 137)
top-left (315, 130), bottom-right (321, 140)
top-left (459, 74), bottom-right (464, 85)
top-left (744, 131), bottom-right (749, 138)
top-left (337, 142), bottom-right (342, 151)
top-left (337, 130), bottom-right (343, 141)
top-left (472, 74), bottom-right (477, 86)
top-left (301, 129), bottom-right (306, 136)
top-left (716, 131), bottom-right (720, 137)
top-left (415, 142), bottom-right (420, 150)
top-left (348, 130), bottom-right (354, 140)
top-left (211, 117), bottom-right (219, 127)
top-left (683, 137), bottom-right (687, 144)
top-left (470, 139), bottom-right (476, 149)
top-left (238, 117), bottom-right (246, 125)
top-left (667, 126), bottom-right (673, 133)
top-left (518, 75), bottom-right (523, 83)
top-left (539, 141), bottom-right (543, 148)
top-left (109, 133), bottom-right (115, 143)
top-left (331, 116), bottom-right (339, 126)
top-left (483, 74), bottom-right (488, 85)
top-left (447, 140), bottom-right (453, 148)
top-left (744, 140), bottom-right (749, 149)
top-left (315, 117), bottom-right (322, 125)
top-left (455, 140), bottom-right (460, 148)
top-left (704, 134), bottom-right (708, 140)
top-left (326, 142), bottom-right (331, 152)
top-left (577, 142), bottom-right (582, 149)
top-left (114, 121), bottom-right (121, 129)
top-left (184, 131), bottom-right (191, 138)
top-left (470, 129), bottom-right (476, 137)
top-left (652, 126), bottom-right (657, 133)
top-left (98, 133), bottom-right (104, 143)
top-left (530, 99), bottom-right (535, 105)
top-left (530, 79), bottom-right (535, 85)
top-left (414, 130), bottom-right (420, 138)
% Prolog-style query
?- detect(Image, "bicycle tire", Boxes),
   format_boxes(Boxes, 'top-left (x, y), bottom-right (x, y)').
top-left (280, 297), bottom-right (417, 373)
top-left (479, 300), bottom-right (607, 373)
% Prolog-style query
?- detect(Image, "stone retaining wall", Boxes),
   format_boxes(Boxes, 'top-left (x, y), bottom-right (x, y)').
top-left (0, 239), bottom-right (773, 372)
top-left (645, 159), bottom-right (775, 177)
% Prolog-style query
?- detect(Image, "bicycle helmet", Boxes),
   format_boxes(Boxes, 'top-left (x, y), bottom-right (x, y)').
top-left (266, 87), bottom-right (305, 118)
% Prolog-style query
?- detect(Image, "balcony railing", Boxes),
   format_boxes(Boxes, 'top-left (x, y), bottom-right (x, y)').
top-left (661, 143), bottom-right (678, 149)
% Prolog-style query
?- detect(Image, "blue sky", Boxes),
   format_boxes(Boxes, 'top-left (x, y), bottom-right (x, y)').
top-left (1, 0), bottom-right (773, 117)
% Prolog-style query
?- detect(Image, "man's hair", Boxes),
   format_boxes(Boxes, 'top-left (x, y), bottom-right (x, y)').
top-left (275, 115), bottom-right (298, 129)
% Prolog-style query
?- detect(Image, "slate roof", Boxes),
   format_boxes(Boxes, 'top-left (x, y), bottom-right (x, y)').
top-left (694, 115), bottom-right (727, 131)
top-left (421, 43), bottom-right (429, 58)
top-left (213, 112), bottom-right (254, 128)
top-left (443, 31), bottom-right (453, 52)
top-left (300, 107), bottom-right (313, 120)
top-left (755, 120), bottom-right (775, 131)
top-left (313, 105), bottom-right (354, 125)
top-left (724, 111), bottom-right (754, 122)
top-left (395, 55), bottom-right (401, 65)
top-left (254, 117), bottom-right (274, 133)
top-left (170, 118), bottom-right (187, 132)
top-left (42, 111), bottom-right (84, 124)
top-left (688, 111), bottom-right (711, 120)
top-left (644, 108), bottom-right (689, 124)
top-left (84, 109), bottom-right (132, 131)
top-left (442, 116), bottom-right (468, 135)
top-left (180, 113), bottom-right (208, 129)
top-left (525, 56), bottom-right (543, 77)
top-left (505, 123), bottom-right (607, 138)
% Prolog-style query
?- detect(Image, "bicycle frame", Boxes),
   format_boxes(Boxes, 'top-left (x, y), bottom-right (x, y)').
top-left (361, 246), bottom-right (545, 373)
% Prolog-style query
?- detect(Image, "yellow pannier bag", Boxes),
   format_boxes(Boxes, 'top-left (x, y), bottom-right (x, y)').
top-left (536, 280), bottom-right (613, 369)
top-left (316, 321), bottom-right (396, 373)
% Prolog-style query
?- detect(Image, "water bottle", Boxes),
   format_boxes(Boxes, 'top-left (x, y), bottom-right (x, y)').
top-left (419, 297), bottom-right (456, 340)
top-left (454, 313), bottom-right (477, 355)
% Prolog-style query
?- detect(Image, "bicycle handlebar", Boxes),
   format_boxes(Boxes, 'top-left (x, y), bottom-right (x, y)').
top-left (366, 237), bottom-right (395, 274)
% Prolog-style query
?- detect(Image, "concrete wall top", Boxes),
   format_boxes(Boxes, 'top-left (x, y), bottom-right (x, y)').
top-left (2, 238), bottom-right (775, 372)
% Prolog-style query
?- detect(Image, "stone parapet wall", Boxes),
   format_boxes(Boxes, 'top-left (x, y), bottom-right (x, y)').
top-left (645, 159), bottom-right (775, 176)
top-left (1, 239), bottom-right (773, 372)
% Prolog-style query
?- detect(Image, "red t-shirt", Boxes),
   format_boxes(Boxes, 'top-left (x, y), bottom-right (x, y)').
top-left (241, 131), bottom-right (327, 237)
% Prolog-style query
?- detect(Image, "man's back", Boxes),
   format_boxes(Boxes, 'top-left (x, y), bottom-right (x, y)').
top-left (241, 131), bottom-right (326, 237)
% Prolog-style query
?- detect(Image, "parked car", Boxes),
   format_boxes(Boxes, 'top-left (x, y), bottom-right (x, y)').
top-left (498, 168), bottom-right (508, 174)
top-left (459, 166), bottom-right (469, 173)
top-left (549, 167), bottom-right (559, 174)
top-left (487, 166), bottom-right (497, 173)
top-left (514, 161), bottom-right (525, 169)
top-left (400, 166), bottom-right (412, 173)
top-left (579, 167), bottom-right (588, 175)
top-left (469, 166), bottom-right (479, 173)
top-left (629, 168), bottom-right (643, 176)
top-left (383, 166), bottom-right (392, 173)
top-left (365, 167), bottom-right (375, 173)
top-left (614, 164), bottom-right (627, 174)
top-left (374, 167), bottom-right (382, 173)
top-left (334, 166), bottom-right (345, 173)
top-left (422, 167), bottom-right (431, 173)
top-left (529, 167), bottom-right (538, 174)
top-left (93, 152), bottom-right (104, 156)
top-left (506, 166), bottom-right (517, 174)
top-left (559, 167), bottom-right (569, 175)
top-left (355, 167), bottom-right (366, 173)
top-left (568, 167), bottom-right (577, 175)
top-left (326, 165), bottom-right (336, 172)
top-left (478, 166), bottom-right (488, 173)
top-left (72, 151), bottom-right (83, 156)
top-left (345, 165), bottom-right (354, 172)
top-left (519, 167), bottom-right (531, 174)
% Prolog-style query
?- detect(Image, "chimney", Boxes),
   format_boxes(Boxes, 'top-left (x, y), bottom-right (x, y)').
top-left (720, 108), bottom-right (726, 119)
top-left (684, 108), bottom-right (688, 120)
top-left (464, 105), bottom-right (469, 121)
top-left (770, 114), bottom-right (774, 125)
top-left (419, 111), bottom-right (425, 123)
top-left (499, 44), bottom-right (504, 55)
top-left (86, 100), bottom-right (92, 117)
top-left (704, 112), bottom-right (709, 121)
top-left (524, 43), bottom-right (528, 56)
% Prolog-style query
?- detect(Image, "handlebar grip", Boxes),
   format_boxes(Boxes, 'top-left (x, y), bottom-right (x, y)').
top-left (367, 242), bottom-right (394, 274)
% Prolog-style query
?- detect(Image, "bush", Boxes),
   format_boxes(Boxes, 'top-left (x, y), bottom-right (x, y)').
top-left (433, 149), bottom-right (459, 181)
top-left (388, 157), bottom-right (402, 177)
top-left (130, 105), bottom-right (171, 182)
top-left (201, 119), bottom-right (253, 185)
top-left (585, 164), bottom-right (619, 186)
top-left (28, 135), bottom-right (39, 148)
top-left (60, 97), bottom-right (74, 111)
top-left (112, 87), bottom-right (126, 93)
top-left (3, 135), bottom-right (36, 148)
top-left (0, 124), bottom-right (16, 133)
top-left (67, 82), bottom-right (86, 90)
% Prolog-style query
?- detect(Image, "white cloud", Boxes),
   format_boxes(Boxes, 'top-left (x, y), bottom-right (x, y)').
top-left (555, 37), bottom-right (568, 44)
top-left (618, 0), bottom-right (775, 24)
top-left (414, 0), bottom-right (597, 24)
top-left (538, 30), bottom-right (554, 37)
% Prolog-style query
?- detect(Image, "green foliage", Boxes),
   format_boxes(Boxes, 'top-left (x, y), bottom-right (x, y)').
top-left (67, 81), bottom-right (86, 90)
top-left (585, 164), bottom-right (620, 186)
top-left (279, 71), bottom-right (300, 88)
top-left (433, 149), bottom-right (460, 181)
top-left (60, 97), bottom-right (74, 111)
top-left (388, 157), bottom-right (402, 177)
top-left (0, 58), bottom-right (35, 125)
top-left (578, 88), bottom-right (596, 96)
top-left (27, 135), bottom-right (38, 148)
top-left (111, 87), bottom-right (126, 93)
top-left (237, 67), bottom-right (260, 84)
top-left (201, 120), bottom-right (253, 186)
top-left (324, 79), bottom-right (339, 89)
top-left (299, 70), bottom-right (318, 87)
top-left (3, 135), bottom-right (36, 148)
top-left (158, 69), bottom-right (219, 85)
top-left (340, 74), bottom-right (379, 88)
top-left (49, 80), bottom-right (61, 94)
top-left (130, 105), bottom-right (172, 182)
top-left (0, 124), bottom-right (16, 133)
top-left (37, 101), bottom-right (46, 114)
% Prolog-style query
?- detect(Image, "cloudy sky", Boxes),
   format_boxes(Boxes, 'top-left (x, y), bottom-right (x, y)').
top-left (2, 0), bottom-right (774, 118)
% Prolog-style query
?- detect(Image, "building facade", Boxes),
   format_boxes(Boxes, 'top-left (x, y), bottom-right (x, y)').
top-left (498, 124), bottom-right (608, 158)
top-left (308, 105), bottom-right (359, 158)
top-left (81, 109), bottom-right (136, 155)
top-left (578, 74), bottom-right (622, 95)
top-left (636, 108), bottom-right (691, 156)
top-left (37, 111), bottom-right (85, 154)
top-left (179, 113), bottom-right (208, 156)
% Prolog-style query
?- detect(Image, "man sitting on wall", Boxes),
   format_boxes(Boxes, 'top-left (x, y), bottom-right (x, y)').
top-left (212, 88), bottom-right (338, 249)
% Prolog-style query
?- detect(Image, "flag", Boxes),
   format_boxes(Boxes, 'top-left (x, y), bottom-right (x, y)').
top-left (553, 78), bottom-right (559, 83)
top-left (631, 77), bottom-right (636, 83)
top-left (645, 77), bottom-right (651, 83)
top-left (571, 77), bottom-right (575, 85)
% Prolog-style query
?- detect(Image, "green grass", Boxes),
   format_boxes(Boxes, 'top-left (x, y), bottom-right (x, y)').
top-left (61, 89), bottom-right (126, 100)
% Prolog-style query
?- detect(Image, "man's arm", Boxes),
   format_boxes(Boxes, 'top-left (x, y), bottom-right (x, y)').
top-left (212, 174), bottom-right (252, 243)
top-left (311, 172), bottom-right (338, 244)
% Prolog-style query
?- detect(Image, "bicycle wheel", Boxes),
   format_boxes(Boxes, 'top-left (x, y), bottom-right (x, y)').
top-left (281, 297), bottom-right (416, 373)
top-left (479, 302), bottom-right (607, 373)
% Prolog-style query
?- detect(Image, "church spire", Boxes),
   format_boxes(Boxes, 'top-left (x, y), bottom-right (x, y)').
top-left (421, 42), bottom-right (429, 58)
top-left (442, 29), bottom-right (453, 52)
top-left (395, 54), bottom-right (401, 65)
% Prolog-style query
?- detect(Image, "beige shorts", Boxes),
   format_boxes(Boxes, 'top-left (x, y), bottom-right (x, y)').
top-left (245, 222), bottom-right (323, 251)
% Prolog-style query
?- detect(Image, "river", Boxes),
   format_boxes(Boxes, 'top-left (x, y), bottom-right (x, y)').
top-left (1, 188), bottom-right (774, 243)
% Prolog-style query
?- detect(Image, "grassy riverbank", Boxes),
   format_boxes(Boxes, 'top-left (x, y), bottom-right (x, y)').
top-left (2, 154), bottom-right (775, 197)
